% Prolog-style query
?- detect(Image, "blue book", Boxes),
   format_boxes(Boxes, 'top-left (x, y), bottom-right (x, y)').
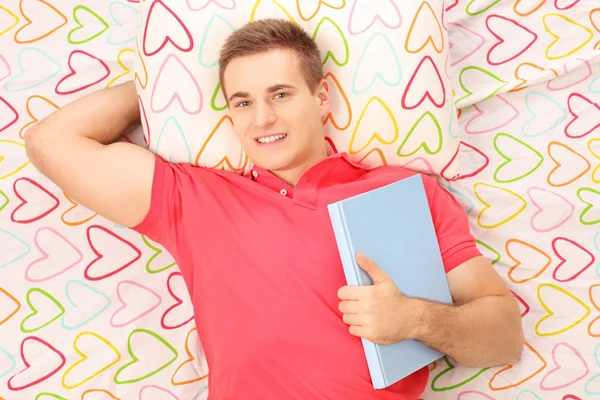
top-left (327, 174), bottom-right (453, 389)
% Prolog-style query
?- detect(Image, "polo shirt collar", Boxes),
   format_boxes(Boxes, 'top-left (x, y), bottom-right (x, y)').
top-left (249, 152), bottom-right (368, 208)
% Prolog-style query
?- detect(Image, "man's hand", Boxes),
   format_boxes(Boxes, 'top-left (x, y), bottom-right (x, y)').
top-left (337, 252), bottom-right (416, 345)
top-left (338, 254), bottom-right (524, 368)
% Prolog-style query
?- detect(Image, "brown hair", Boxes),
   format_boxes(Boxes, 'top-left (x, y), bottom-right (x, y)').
top-left (218, 18), bottom-right (324, 100)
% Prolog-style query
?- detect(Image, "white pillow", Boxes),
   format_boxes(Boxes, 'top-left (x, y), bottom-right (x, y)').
top-left (134, 0), bottom-right (461, 179)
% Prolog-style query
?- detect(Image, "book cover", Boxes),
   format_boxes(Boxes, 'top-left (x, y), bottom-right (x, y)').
top-left (327, 174), bottom-right (453, 389)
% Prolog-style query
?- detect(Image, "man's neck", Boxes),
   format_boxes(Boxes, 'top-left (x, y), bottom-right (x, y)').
top-left (271, 150), bottom-right (328, 187)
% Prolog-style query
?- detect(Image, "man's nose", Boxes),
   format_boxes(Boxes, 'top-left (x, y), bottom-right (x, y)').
top-left (254, 102), bottom-right (277, 129)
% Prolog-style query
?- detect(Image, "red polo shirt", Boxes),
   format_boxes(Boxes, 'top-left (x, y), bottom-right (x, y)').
top-left (132, 152), bottom-right (481, 399)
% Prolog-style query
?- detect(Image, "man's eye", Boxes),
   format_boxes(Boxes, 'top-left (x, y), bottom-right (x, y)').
top-left (236, 101), bottom-right (250, 107)
top-left (274, 92), bottom-right (287, 99)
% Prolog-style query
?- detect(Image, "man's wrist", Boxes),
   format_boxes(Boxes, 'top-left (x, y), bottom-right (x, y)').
top-left (406, 297), bottom-right (436, 342)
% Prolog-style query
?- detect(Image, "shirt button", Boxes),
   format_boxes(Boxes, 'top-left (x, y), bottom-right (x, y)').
top-left (252, 170), bottom-right (258, 178)
top-left (280, 189), bottom-right (288, 196)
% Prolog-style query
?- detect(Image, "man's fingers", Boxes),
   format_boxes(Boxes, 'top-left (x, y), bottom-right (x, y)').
top-left (342, 313), bottom-right (361, 326)
top-left (337, 285), bottom-right (371, 300)
top-left (356, 252), bottom-right (390, 284)
top-left (348, 325), bottom-right (367, 338)
top-left (338, 300), bottom-right (360, 314)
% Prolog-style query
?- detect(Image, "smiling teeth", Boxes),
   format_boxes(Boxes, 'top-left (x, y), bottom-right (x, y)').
top-left (257, 134), bottom-right (287, 144)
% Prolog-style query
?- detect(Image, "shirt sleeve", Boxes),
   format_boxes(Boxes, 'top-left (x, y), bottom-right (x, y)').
top-left (425, 176), bottom-right (482, 273)
top-left (130, 154), bottom-right (186, 258)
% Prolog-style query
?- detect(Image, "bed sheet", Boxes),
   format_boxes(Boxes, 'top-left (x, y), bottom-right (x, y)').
top-left (446, 0), bottom-right (600, 109)
top-left (1, 1), bottom-right (599, 400)
top-left (420, 2), bottom-right (600, 399)
top-left (0, 1), bottom-right (206, 399)
top-left (420, 48), bottom-right (600, 400)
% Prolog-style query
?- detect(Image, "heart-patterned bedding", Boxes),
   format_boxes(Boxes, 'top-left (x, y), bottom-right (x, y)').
top-left (1, 1), bottom-right (599, 399)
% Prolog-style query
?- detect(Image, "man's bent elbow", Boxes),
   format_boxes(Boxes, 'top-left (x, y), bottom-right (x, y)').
top-left (24, 127), bottom-right (46, 171)
top-left (503, 304), bottom-right (525, 366)
top-left (507, 325), bottom-right (525, 365)
top-left (488, 296), bottom-right (525, 367)
top-left (476, 327), bottom-right (523, 369)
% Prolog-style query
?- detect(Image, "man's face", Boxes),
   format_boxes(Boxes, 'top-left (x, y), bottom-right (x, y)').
top-left (223, 48), bottom-right (331, 173)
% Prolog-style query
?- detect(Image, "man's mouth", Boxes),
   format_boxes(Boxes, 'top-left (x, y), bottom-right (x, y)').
top-left (256, 134), bottom-right (287, 144)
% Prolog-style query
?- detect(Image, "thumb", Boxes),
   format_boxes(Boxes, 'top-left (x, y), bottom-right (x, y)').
top-left (356, 252), bottom-right (390, 284)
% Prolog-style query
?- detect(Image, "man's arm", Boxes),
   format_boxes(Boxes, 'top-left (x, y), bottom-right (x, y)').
top-left (409, 256), bottom-right (524, 368)
top-left (24, 81), bottom-right (155, 228)
top-left (338, 176), bottom-right (524, 368)
top-left (338, 254), bottom-right (524, 369)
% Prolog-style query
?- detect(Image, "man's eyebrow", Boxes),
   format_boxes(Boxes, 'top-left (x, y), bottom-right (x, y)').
top-left (228, 91), bottom-right (249, 102)
top-left (227, 84), bottom-right (295, 102)
top-left (266, 84), bottom-right (295, 93)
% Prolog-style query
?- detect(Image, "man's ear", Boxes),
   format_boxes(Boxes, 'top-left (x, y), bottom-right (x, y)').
top-left (316, 78), bottom-right (332, 120)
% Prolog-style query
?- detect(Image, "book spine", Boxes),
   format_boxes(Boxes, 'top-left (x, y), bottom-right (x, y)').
top-left (328, 203), bottom-right (385, 389)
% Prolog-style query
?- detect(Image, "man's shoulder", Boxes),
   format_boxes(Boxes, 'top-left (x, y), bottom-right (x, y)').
top-left (164, 158), bottom-right (249, 183)
top-left (149, 157), bottom-right (255, 203)
top-left (361, 164), bottom-right (446, 204)
top-left (365, 163), bottom-right (439, 186)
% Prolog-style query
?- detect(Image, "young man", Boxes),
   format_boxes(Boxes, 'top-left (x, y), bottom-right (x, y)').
top-left (25, 19), bottom-right (523, 400)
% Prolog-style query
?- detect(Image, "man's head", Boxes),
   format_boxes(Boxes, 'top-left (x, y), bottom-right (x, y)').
top-left (219, 19), bottom-right (331, 184)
